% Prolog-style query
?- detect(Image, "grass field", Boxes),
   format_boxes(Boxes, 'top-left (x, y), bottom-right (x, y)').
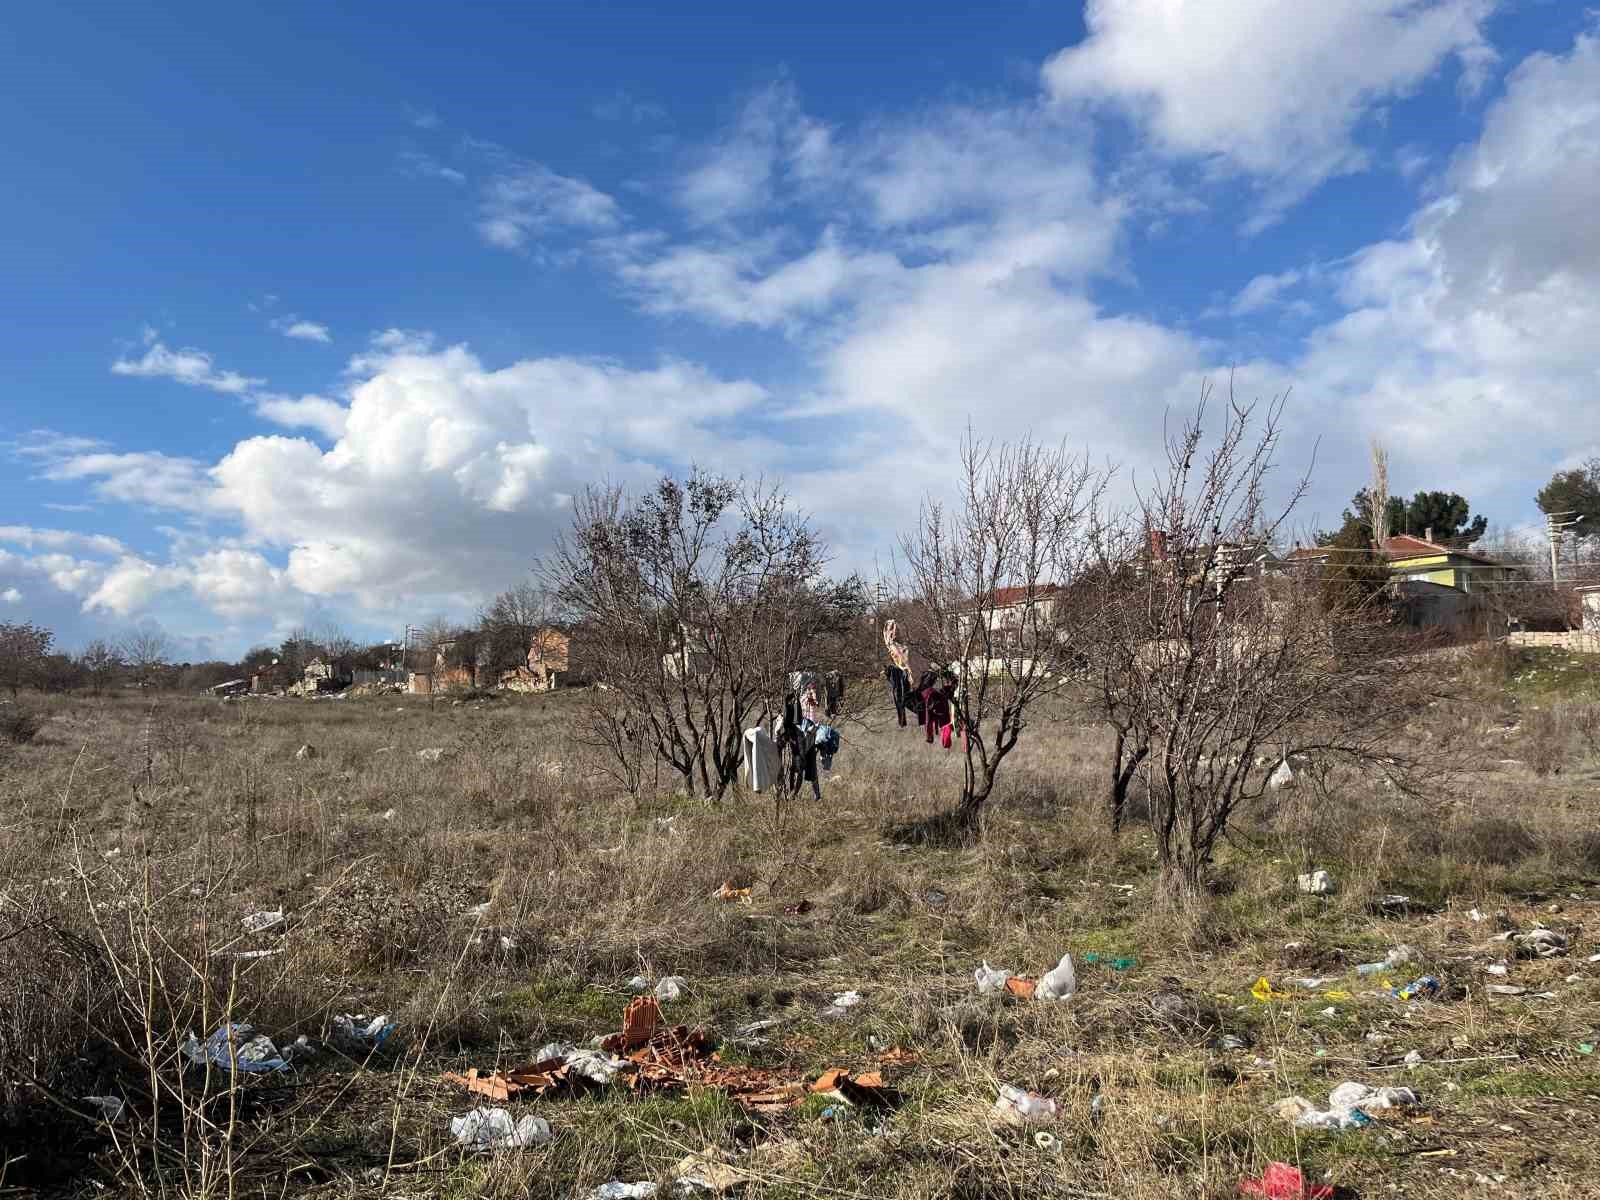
top-left (2, 645), bottom-right (1598, 1199)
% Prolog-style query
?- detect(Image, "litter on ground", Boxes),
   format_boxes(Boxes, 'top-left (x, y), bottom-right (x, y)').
top-left (181, 1024), bottom-right (289, 1074)
top-left (1035, 953), bottom-right (1076, 1001)
top-left (1238, 1162), bottom-right (1334, 1199)
top-left (449, 1108), bottom-right (552, 1150)
top-left (240, 909), bottom-right (284, 933)
top-left (1296, 870), bottom-right (1335, 895)
top-left (993, 1084), bottom-right (1061, 1127)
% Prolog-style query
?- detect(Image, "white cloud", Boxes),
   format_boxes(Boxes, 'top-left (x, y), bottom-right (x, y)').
top-left (1279, 26), bottom-right (1600, 508)
top-left (477, 162), bottom-right (621, 249)
top-left (252, 392), bottom-right (349, 439)
top-left (84, 556), bottom-right (186, 616)
top-left (38, 450), bottom-right (217, 513)
top-left (272, 316), bottom-right (332, 343)
top-left (188, 548), bottom-right (292, 618)
top-left (399, 149), bottom-right (467, 185)
top-left (111, 341), bottom-right (263, 394)
top-left (193, 339), bottom-right (770, 606)
top-left (677, 80), bottom-right (832, 225)
top-left (1228, 268), bottom-right (1306, 316)
top-left (0, 526), bottom-right (126, 556)
top-left (1044, 0), bottom-right (1496, 207)
top-left (1, 588), bottom-right (20, 604)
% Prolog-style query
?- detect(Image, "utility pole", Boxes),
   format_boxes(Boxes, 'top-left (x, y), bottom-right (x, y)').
top-left (1547, 512), bottom-right (1587, 585)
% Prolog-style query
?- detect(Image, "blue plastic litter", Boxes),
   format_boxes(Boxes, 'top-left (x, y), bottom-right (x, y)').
top-left (182, 1023), bottom-right (290, 1074)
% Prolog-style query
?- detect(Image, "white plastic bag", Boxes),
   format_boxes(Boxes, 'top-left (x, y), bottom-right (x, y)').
top-left (450, 1108), bottom-right (552, 1150)
top-left (974, 961), bottom-right (1010, 995)
top-left (1296, 870), bottom-right (1335, 895)
top-left (655, 976), bottom-right (686, 1002)
top-left (1035, 954), bottom-right (1076, 1002)
top-left (993, 1084), bottom-right (1060, 1127)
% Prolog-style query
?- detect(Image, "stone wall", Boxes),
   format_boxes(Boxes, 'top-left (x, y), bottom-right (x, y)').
top-left (1507, 631), bottom-right (1600, 653)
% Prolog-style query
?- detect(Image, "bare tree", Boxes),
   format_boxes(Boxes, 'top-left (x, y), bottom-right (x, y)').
top-left (0, 622), bottom-right (54, 698)
top-left (277, 626), bottom-right (320, 680)
top-left (898, 433), bottom-right (1109, 833)
top-left (78, 639), bottom-right (122, 695)
top-left (1367, 438), bottom-right (1391, 550)
top-left (542, 470), bottom-right (862, 800)
top-left (318, 623), bottom-right (360, 678)
top-left (479, 580), bottom-right (557, 677)
top-left (118, 629), bottom-right (173, 690)
top-left (1086, 391), bottom-right (1427, 908)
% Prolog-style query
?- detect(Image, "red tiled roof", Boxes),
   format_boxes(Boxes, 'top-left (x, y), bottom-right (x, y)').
top-left (958, 584), bottom-right (1060, 609)
top-left (1380, 534), bottom-right (1502, 564)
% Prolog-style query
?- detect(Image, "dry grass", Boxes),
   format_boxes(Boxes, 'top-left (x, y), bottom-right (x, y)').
top-left (1, 651), bottom-right (1598, 1199)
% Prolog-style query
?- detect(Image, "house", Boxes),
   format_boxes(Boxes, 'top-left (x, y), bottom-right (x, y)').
top-left (1287, 532), bottom-right (1515, 593)
top-left (1381, 533), bottom-right (1518, 595)
top-left (951, 585), bottom-right (1062, 646)
top-left (663, 623), bottom-right (714, 679)
top-left (427, 638), bottom-right (481, 691)
top-left (498, 626), bottom-right (597, 691)
top-left (250, 663), bottom-right (283, 694)
top-left (209, 678), bottom-right (249, 697)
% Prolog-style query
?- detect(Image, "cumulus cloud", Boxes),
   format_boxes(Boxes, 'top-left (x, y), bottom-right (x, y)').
top-left (251, 393), bottom-right (349, 439)
top-left (111, 341), bottom-right (263, 394)
top-left (1282, 26), bottom-right (1600, 502)
top-left (1, 588), bottom-right (20, 604)
top-left (272, 316), bottom-right (332, 342)
top-left (1044, 0), bottom-right (1496, 213)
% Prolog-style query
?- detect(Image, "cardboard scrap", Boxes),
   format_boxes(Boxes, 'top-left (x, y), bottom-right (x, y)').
top-left (1005, 977), bottom-right (1037, 1000)
top-left (441, 1054), bottom-right (583, 1102)
top-left (445, 999), bottom-right (907, 1116)
top-left (715, 882), bottom-right (753, 905)
top-left (810, 1067), bottom-right (902, 1110)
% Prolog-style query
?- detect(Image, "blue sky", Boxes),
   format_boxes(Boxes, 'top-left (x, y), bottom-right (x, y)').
top-left (4, 1), bottom-right (1598, 658)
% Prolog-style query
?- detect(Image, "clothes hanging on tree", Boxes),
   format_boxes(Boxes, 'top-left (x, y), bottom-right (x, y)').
top-left (884, 665), bottom-right (909, 727)
top-left (922, 676), bottom-right (953, 746)
top-left (742, 726), bottom-right (780, 793)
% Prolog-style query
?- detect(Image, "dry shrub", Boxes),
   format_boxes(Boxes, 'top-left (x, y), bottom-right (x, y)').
top-left (1524, 706), bottom-right (1572, 776)
top-left (0, 706), bottom-right (41, 744)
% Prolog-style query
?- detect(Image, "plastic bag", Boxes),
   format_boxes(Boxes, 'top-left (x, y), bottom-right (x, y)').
top-left (974, 961), bottom-right (1010, 995)
top-left (993, 1083), bottom-right (1060, 1127)
top-left (1035, 954), bottom-right (1076, 1002)
top-left (655, 976), bottom-right (686, 1002)
top-left (450, 1108), bottom-right (552, 1150)
top-left (940, 723), bottom-right (952, 749)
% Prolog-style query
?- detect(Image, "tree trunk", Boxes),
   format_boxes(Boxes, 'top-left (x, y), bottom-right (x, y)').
top-left (1155, 853), bottom-right (1207, 911)
top-left (1108, 732), bottom-right (1148, 836)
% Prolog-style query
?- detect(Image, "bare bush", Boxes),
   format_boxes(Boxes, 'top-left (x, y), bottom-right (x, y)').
top-left (898, 434), bottom-right (1108, 832)
top-left (1083, 391), bottom-right (1432, 907)
top-left (542, 470), bottom-right (864, 800)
